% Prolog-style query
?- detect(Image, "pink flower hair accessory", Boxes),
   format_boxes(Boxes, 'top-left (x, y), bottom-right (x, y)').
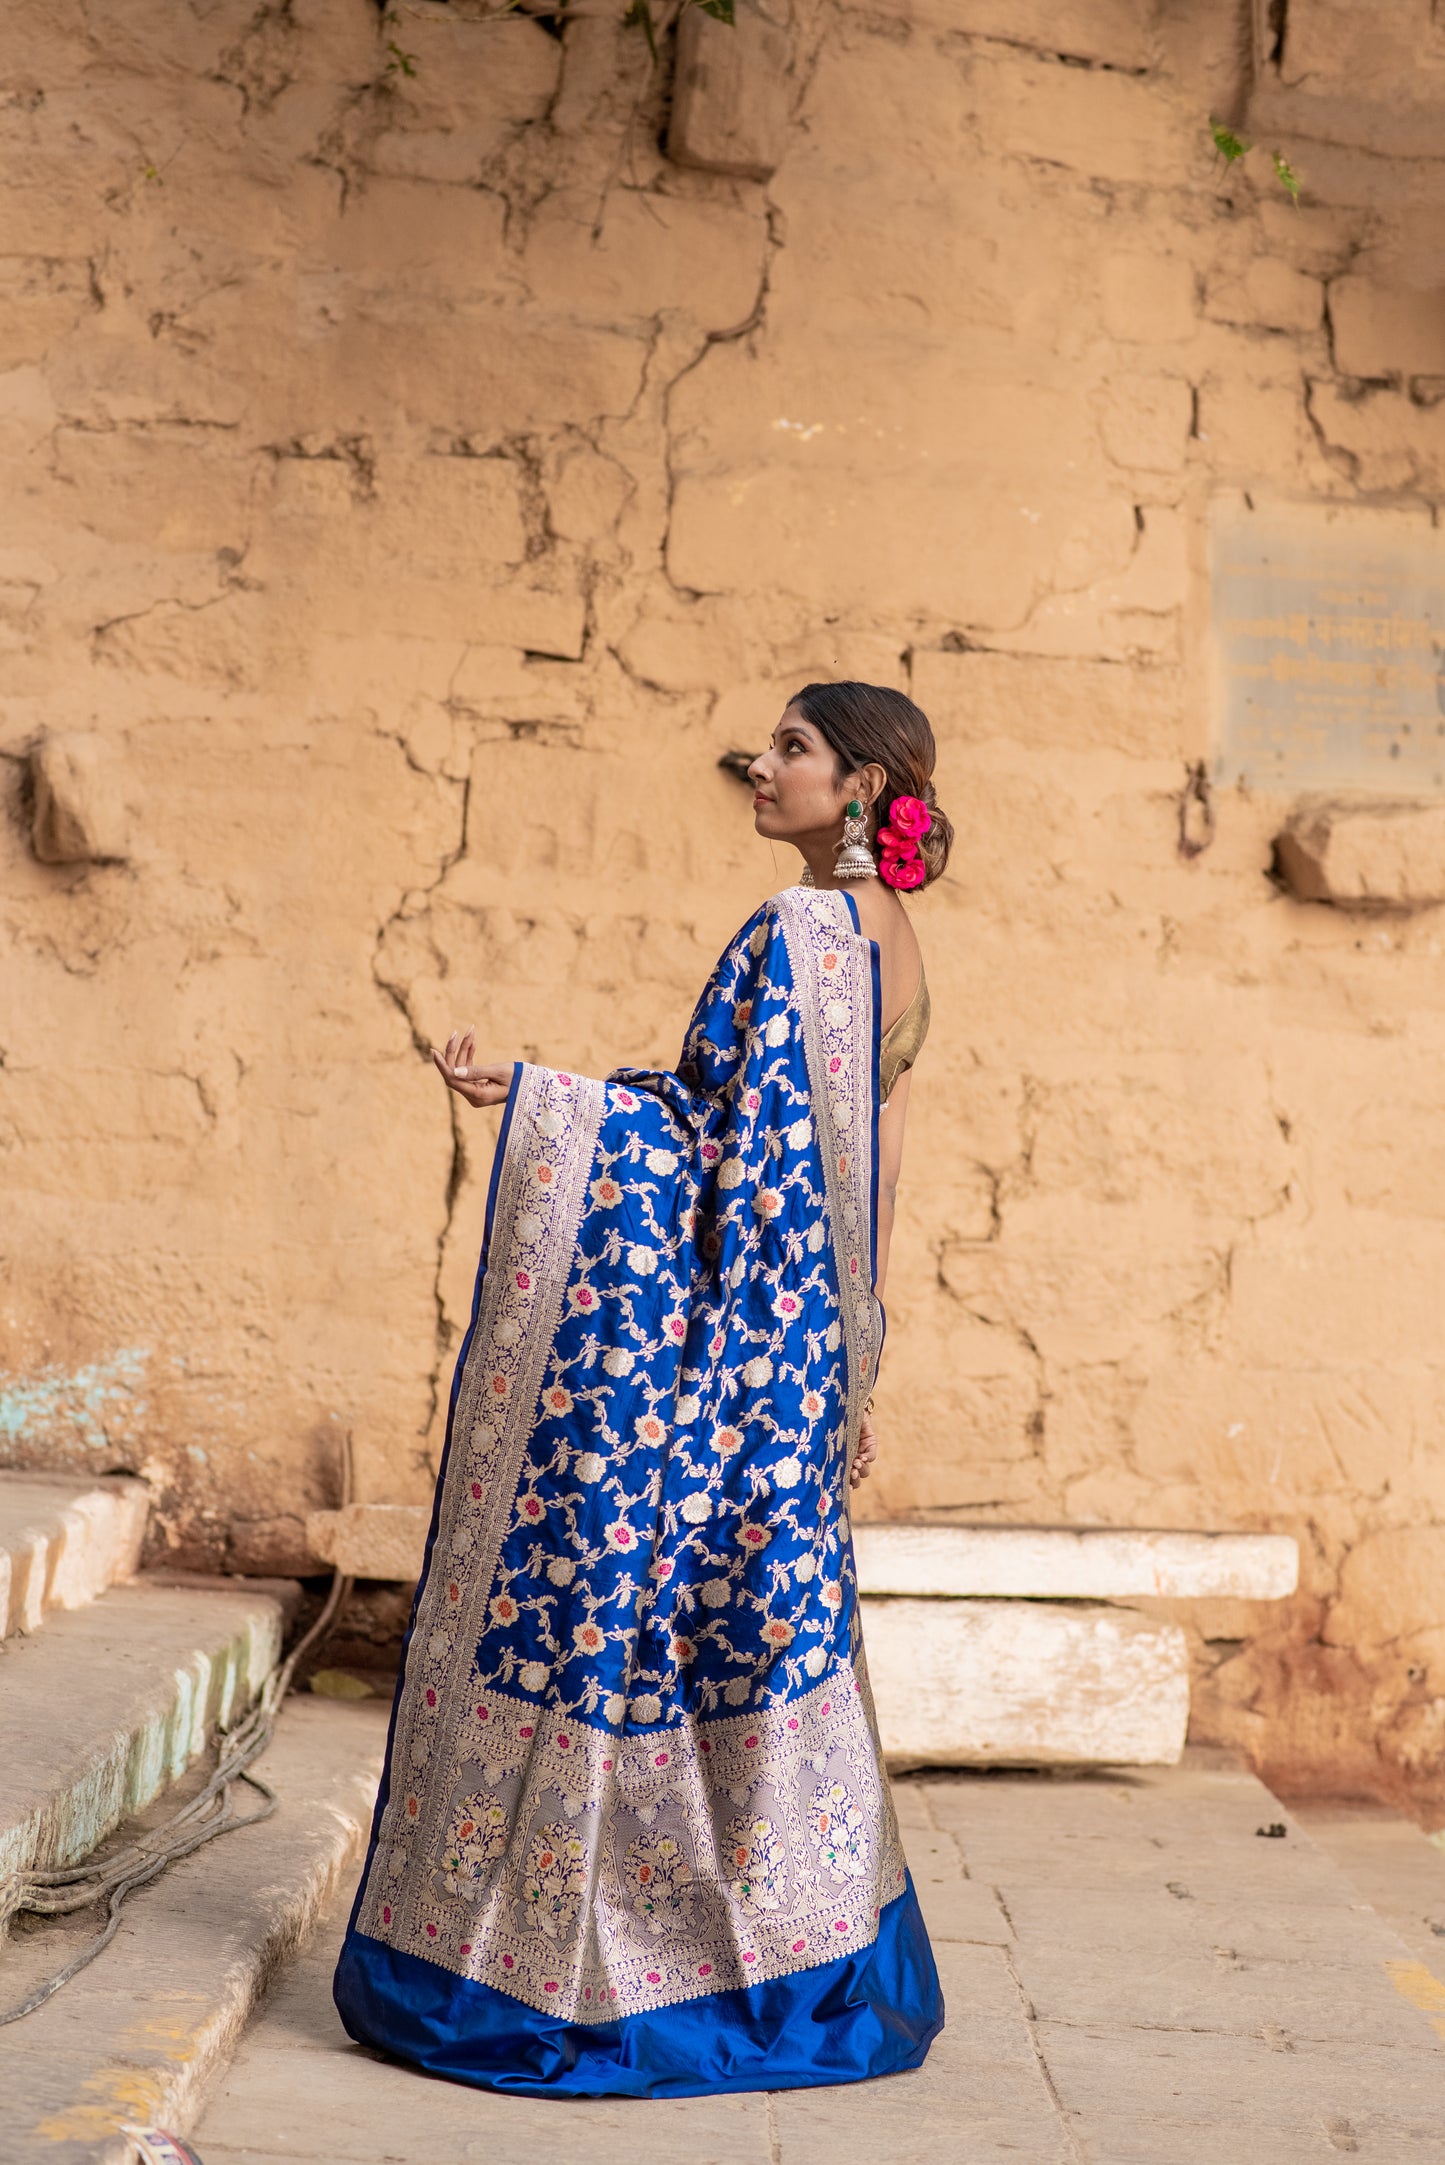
top-left (880, 852), bottom-right (926, 891)
top-left (886, 794), bottom-right (932, 840)
top-left (875, 824), bottom-right (918, 862)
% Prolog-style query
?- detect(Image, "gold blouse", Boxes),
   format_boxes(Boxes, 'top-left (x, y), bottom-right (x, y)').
top-left (879, 965), bottom-right (930, 1104)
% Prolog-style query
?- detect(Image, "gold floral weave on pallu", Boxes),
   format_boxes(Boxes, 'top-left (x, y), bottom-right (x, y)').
top-left (354, 887), bottom-right (904, 2022)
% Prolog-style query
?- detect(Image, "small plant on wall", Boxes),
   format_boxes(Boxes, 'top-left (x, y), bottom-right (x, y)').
top-left (1210, 117), bottom-right (1301, 203)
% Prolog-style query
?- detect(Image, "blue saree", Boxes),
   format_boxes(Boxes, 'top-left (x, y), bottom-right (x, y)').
top-left (334, 884), bottom-right (943, 2096)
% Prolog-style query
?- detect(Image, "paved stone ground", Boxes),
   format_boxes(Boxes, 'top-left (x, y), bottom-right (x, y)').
top-left (191, 1751), bottom-right (1445, 2164)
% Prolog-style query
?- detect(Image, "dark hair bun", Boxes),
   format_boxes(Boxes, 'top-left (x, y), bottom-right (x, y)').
top-left (792, 681), bottom-right (952, 888)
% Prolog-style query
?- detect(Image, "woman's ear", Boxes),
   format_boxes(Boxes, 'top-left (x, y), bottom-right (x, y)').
top-left (857, 761), bottom-right (888, 813)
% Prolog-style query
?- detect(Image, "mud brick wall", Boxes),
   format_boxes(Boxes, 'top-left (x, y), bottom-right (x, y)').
top-left (5, 0), bottom-right (1445, 1804)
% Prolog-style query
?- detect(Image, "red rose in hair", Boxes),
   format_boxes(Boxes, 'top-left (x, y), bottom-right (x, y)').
top-left (875, 824), bottom-right (919, 862)
top-left (887, 795), bottom-right (932, 841)
top-left (880, 852), bottom-right (926, 891)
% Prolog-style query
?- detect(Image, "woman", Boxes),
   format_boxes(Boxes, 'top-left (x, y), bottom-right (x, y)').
top-left (334, 681), bottom-right (950, 2097)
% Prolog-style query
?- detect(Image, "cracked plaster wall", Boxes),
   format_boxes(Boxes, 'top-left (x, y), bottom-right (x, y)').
top-left (4, 0), bottom-right (1445, 1803)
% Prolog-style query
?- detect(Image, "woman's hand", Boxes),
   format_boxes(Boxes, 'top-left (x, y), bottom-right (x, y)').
top-left (431, 1029), bottom-right (512, 1109)
top-left (850, 1406), bottom-right (880, 1489)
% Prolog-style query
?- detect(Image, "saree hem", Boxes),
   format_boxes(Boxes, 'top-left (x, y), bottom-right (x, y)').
top-left (333, 1872), bottom-right (942, 2099)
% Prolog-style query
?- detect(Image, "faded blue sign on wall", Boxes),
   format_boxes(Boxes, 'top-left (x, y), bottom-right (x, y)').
top-left (1212, 500), bottom-right (1445, 793)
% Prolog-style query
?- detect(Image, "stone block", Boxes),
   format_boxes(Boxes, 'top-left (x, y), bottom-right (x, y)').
top-left (1101, 251), bottom-right (1198, 344)
top-left (861, 1596), bottom-right (1190, 1768)
top-left (854, 1525), bottom-right (1299, 1601)
top-left (1331, 276), bottom-right (1445, 380)
top-left (1207, 258), bottom-right (1323, 336)
top-left (668, 0), bottom-right (793, 181)
top-left (931, 0), bottom-right (1156, 68)
top-left (1324, 1527), bottom-right (1445, 1654)
top-left (28, 732), bottom-right (131, 864)
top-left (306, 1503), bottom-right (427, 1580)
top-left (1274, 801), bottom-right (1445, 908)
top-left (1097, 374), bottom-right (1194, 473)
top-left (974, 48), bottom-right (1187, 186)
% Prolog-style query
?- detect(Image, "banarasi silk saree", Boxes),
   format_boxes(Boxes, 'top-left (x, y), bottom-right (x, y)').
top-left (334, 884), bottom-right (944, 2097)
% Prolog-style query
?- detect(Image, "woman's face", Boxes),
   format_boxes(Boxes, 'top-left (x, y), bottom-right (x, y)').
top-left (749, 705), bottom-right (865, 845)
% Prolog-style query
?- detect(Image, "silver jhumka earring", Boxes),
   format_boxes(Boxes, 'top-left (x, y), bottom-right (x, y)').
top-left (832, 797), bottom-right (878, 881)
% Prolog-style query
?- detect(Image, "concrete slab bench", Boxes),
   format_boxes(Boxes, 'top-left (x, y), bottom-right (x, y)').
top-left (305, 1507), bottom-right (1300, 1771)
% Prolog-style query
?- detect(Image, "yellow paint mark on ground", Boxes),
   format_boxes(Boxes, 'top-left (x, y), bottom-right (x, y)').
top-left (1385, 1958), bottom-right (1445, 2042)
top-left (35, 2068), bottom-right (167, 2141)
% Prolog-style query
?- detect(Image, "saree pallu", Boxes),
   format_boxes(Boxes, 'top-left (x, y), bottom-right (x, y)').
top-left (334, 884), bottom-right (943, 2096)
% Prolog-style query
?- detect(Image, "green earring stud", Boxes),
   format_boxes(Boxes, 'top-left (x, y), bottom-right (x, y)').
top-left (846, 799), bottom-right (862, 818)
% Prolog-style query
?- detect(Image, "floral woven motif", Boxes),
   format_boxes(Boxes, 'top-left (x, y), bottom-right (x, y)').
top-left (351, 887), bottom-right (904, 2024)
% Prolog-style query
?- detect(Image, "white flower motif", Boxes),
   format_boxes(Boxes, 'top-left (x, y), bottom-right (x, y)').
top-left (700, 1577), bottom-right (731, 1608)
top-left (574, 1451), bottom-right (605, 1483)
top-left (518, 1660), bottom-right (549, 1692)
top-left (628, 1245), bottom-right (659, 1276)
top-left (493, 1318), bottom-right (522, 1347)
top-left (771, 1455), bottom-right (803, 1488)
top-left (590, 1175), bottom-right (624, 1208)
top-left (517, 1211), bottom-right (544, 1242)
top-left (629, 1693), bottom-right (662, 1724)
top-left (542, 1384), bottom-right (574, 1418)
top-left (450, 1525), bottom-right (474, 1554)
top-left (773, 1289), bottom-right (805, 1324)
top-left (820, 1579), bottom-right (843, 1610)
top-left (825, 999), bottom-right (849, 1027)
top-left (794, 1553), bottom-right (817, 1583)
top-left (489, 1593), bottom-right (520, 1626)
top-left (712, 1426), bottom-right (743, 1457)
top-left (670, 1632), bottom-right (698, 1663)
top-left (760, 1617), bottom-right (795, 1648)
top-left (603, 1693), bottom-right (627, 1723)
top-left (765, 1015), bottom-right (790, 1047)
top-left (723, 1676), bottom-right (751, 1705)
top-left (605, 1519), bottom-right (638, 1553)
top-left (749, 923), bottom-right (767, 956)
top-left (535, 1107), bottom-right (564, 1138)
top-left (787, 1117), bottom-right (812, 1149)
top-left (428, 1630), bottom-right (450, 1659)
top-left (646, 1148), bottom-right (677, 1173)
top-left (807, 1221), bottom-right (826, 1253)
top-left (801, 1389), bottom-right (825, 1419)
top-left (736, 1521), bottom-right (772, 1554)
top-left (547, 1556), bottom-right (576, 1586)
top-left (635, 1412), bottom-right (667, 1447)
top-left (824, 1320), bottom-right (842, 1352)
top-left (752, 1189), bottom-right (784, 1220)
top-left (717, 1158), bottom-right (745, 1191)
top-left (804, 1645), bottom-right (828, 1676)
top-left (674, 1393), bottom-right (701, 1423)
top-left (680, 1492), bottom-right (711, 1524)
top-left (741, 1356), bottom-right (773, 1388)
top-left (603, 1348), bottom-right (635, 1377)
top-left (572, 1619), bottom-right (606, 1656)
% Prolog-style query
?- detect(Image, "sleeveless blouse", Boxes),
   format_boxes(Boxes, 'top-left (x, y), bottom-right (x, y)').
top-left (879, 964), bottom-right (929, 1104)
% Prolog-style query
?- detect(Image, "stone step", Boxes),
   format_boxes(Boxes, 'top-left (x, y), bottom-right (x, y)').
top-left (862, 1595), bottom-right (1190, 1768)
top-left (0, 1473), bottom-right (151, 1640)
top-left (853, 1522), bottom-right (1299, 1600)
top-left (0, 1694), bottom-right (388, 2165)
top-left (0, 1579), bottom-right (286, 1896)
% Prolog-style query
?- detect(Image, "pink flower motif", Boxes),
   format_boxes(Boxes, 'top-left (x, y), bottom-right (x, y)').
top-left (602, 1757), bottom-right (614, 1771)
top-left (460, 1942), bottom-right (472, 1955)
top-left (476, 1704), bottom-right (488, 1719)
top-left (828, 1055), bottom-right (841, 1073)
top-left (382, 1905), bottom-right (392, 1924)
top-left (544, 1980), bottom-right (559, 1993)
top-left (519, 1724), bottom-right (534, 1739)
top-left (426, 1922), bottom-right (438, 1937)
top-left (654, 1751), bottom-right (670, 1766)
top-left (646, 1970), bottom-right (661, 1984)
top-left (503, 1953), bottom-right (515, 1968)
top-left (701, 1141), bottom-right (721, 1164)
top-left (745, 1089), bottom-right (761, 1112)
top-left (880, 852), bottom-right (926, 891)
top-left (515, 1270), bottom-right (531, 1290)
top-left (615, 1088), bottom-right (638, 1111)
top-left (699, 1962), bottom-right (713, 1977)
top-left (470, 1481), bottom-right (482, 1499)
top-left (558, 1734), bottom-right (571, 1749)
top-left (744, 1733), bottom-right (759, 1749)
top-left (426, 1688), bottom-right (437, 1707)
top-left (742, 1951), bottom-right (757, 1964)
top-left (887, 794), bottom-right (932, 840)
top-left (792, 1938), bottom-right (806, 1952)
top-left (834, 1919), bottom-right (849, 1934)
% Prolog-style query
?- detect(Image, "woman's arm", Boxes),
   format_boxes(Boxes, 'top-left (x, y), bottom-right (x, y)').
top-left (432, 1028), bottom-right (511, 1108)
